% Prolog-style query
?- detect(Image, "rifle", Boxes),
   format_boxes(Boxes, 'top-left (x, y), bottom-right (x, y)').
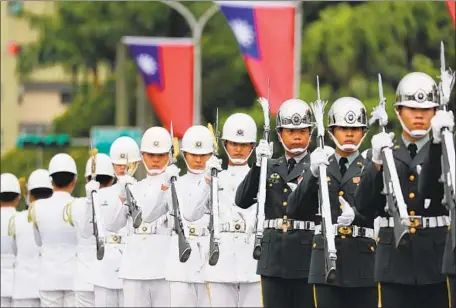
top-left (89, 148), bottom-right (105, 260)
top-left (170, 122), bottom-right (192, 262)
top-left (310, 76), bottom-right (337, 283)
top-left (370, 73), bottom-right (411, 249)
top-left (438, 41), bottom-right (456, 251)
top-left (207, 110), bottom-right (221, 266)
top-left (253, 81), bottom-right (271, 260)
top-left (123, 155), bottom-right (142, 229)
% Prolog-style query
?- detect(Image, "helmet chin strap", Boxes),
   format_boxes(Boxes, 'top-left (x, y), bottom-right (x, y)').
top-left (277, 134), bottom-right (308, 155)
top-left (395, 109), bottom-right (430, 139)
top-left (328, 130), bottom-right (367, 153)
top-left (141, 156), bottom-right (168, 176)
top-left (222, 143), bottom-right (254, 165)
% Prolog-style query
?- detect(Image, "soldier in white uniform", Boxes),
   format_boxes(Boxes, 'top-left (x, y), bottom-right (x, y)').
top-left (86, 138), bottom-right (141, 307)
top-left (1, 173), bottom-right (21, 308)
top-left (143, 125), bottom-right (217, 307)
top-left (63, 154), bottom-right (117, 307)
top-left (105, 126), bottom-right (179, 307)
top-left (184, 114), bottom-right (262, 307)
top-left (29, 153), bottom-right (78, 307)
top-left (11, 169), bottom-right (53, 307)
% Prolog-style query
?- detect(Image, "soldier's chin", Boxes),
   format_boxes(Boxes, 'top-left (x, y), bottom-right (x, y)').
top-left (410, 129), bottom-right (427, 138)
top-left (231, 158), bottom-right (248, 165)
top-left (288, 147), bottom-right (306, 154)
top-left (340, 144), bottom-right (357, 152)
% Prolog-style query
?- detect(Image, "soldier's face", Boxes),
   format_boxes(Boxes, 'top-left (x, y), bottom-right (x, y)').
top-left (333, 127), bottom-right (364, 149)
top-left (280, 128), bottom-right (310, 150)
top-left (142, 152), bottom-right (169, 170)
top-left (225, 141), bottom-right (254, 161)
top-left (184, 153), bottom-right (211, 171)
top-left (398, 106), bottom-right (435, 132)
top-left (113, 164), bottom-right (126, 176)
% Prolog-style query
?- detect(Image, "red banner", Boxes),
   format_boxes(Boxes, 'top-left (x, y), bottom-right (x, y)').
top-left (219, 1), bottom-right (297, 115)
top-left (447, 0), bottom-right (456, 28)
top-left (124, 37), bottom-right (194, 138)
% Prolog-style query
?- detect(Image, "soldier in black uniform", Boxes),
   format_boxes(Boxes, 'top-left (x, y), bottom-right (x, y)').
top-left (235, 98), bottom-right (316, 308)
top-left (288, 97), bottom-right (377, 308)
top-left (418, 109), bottom-right (455, 307)
top-left (355, 72), bottom-right (450, 308)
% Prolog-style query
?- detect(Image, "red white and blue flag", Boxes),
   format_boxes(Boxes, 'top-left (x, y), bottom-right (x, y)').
top-left (218, 1), bottom-right (298, 114)
top-left (124, 36), bottom-right (194, 138)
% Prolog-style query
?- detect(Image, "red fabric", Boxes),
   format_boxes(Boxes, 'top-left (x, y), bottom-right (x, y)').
top-left (447, 0), bottom-right (456, 28)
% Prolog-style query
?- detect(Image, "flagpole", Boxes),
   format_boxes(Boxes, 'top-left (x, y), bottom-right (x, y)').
top-left (293, 1), bottom-right (303, 98)
top-left (157, 1), bottom-right (219, 126)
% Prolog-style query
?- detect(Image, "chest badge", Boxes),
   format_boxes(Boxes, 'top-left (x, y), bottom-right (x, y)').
top-left (268, 173), bottom-right (280, 184)
top-left (352, 176), bottom-right (360, 184)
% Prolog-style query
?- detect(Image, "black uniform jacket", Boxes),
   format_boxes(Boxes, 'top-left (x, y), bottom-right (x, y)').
top-left (288, 153), bottom-right (376, 287)
top-left (419, 135), bottom-right (456, 275)
top-left (355, 138), bottom-right (448, 285)
top-left (235, 154), bottom-right (316, 279)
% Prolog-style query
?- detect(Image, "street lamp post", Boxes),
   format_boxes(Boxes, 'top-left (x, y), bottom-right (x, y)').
top-left (157, 1), bottom-right (219, 125)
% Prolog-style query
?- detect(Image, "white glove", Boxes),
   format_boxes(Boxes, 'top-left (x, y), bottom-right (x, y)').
top-left (164, 165), bottom-right (180, 187)
top-left (255, 139), bottom-right (273, 167)
top-left (310, 148), bottom-right (329, 178)
top-left (371, 132), bottom-right (395, 165)
top-left (431, 110), bottom-right (454, 144)
top-left (204, 156), bottom-right (223, 179)
top-left (337, 196), bottom-right (355, 226)
top-left (85, 180), bottom-right (100, 197)
top-left (117, 175), bottom-right (136, 199)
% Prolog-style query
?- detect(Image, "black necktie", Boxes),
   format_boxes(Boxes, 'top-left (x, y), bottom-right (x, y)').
top-left (287, 158), bottom-right (296, 174)
top-left (339, 157), bottom-right (348, 177)
top-left (408, 143), bottom-right (417, 159)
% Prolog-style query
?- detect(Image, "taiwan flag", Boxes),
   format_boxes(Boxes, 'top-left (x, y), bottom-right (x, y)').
top-left (123, 36), bottom-right (194, 138)
top-left (218, 1), bottom-right (299, 115)
top-left (447, 0), bottom-right (456, 28)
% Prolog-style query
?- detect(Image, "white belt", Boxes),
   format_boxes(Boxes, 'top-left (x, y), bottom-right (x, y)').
top-left (263, 218), bottom-right (315, 232)
top-left (106, 234), bottom-right (124, 244)
top-left (188, 225), bottom-right (209, 236)
top-left (379, 216), bottom-right (450, 228)
top-left (134, 222), bottom-right (157, 235)
top-left (315, 224), bottom-right (375, 240)
top-left (220, 221), bottom-right (246, 233)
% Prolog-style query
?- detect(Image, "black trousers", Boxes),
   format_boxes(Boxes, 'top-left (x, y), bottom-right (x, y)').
top-left (313, 284), bottom-right (377, 308)
top-left (379, 282), bottom-right (449, 308)
top-left (261, 275), bottom-right (313, 308)
top-left (449, 275), bottom-right (456, 308)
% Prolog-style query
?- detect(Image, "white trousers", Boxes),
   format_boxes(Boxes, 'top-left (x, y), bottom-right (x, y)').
top-left (39, 291), bottom-right (75, 307)
top-left (207, 282), bottom-right (261, 307)
top-left (1, 297), bottom-right (12, 307)
top-left (169, 281), bottom-right (211, 307)
top-left (12, 298), bottom-right (40, 307)
top-left (75, 291), bottom-right (94, 307)
top-left (94, 286), bottom-right (123, 307)
top-left (123, 279), bottom-right (170, 307)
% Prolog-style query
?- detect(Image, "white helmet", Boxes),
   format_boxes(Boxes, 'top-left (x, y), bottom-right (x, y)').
top-left (48, 153), bottom-right (77, 175)
top-left (27, 169), bottom-right (52, 191)
top-left (140, 127), bottom-right (172, 154)
top-left (110, 136), bottom-right (141, 164)
top-left (181, 125), bottom-right (214, 155)
top-left (395, 72), bottom-right (439, 109)
top-left (327, 97), bottom-right (368, 152)
top-left (84, 153), bottom-right (115, 178)
top-left (222, 113), bottom-right (257, 143)
top-left (328, 97), bottom-right (368, 128)
top-left (395, 72), bottom-right (438, 138)
top-left (276, 98), bottom-right (313, 130)
top-left (0, 173), bottom-right (21, 194)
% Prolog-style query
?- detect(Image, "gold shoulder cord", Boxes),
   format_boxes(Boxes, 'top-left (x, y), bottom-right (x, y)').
top-left (27, 201), bottom-right (39, 229)
top-left (63, 200), bottom-right (75, 227)
top-left (7, 214), bottom-right (16, 237)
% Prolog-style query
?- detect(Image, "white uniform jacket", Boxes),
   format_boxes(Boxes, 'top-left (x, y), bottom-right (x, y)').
top-left (1, 207), bottom-right (16, 297)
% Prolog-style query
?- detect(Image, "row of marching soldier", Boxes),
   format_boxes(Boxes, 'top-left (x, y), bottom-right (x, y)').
top-left (0, 42), bottom-right (455, 308)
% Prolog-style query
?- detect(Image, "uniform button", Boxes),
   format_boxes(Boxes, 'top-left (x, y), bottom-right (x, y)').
top-left (339, 205), bottom-right (343, 210)
top-left (341, 235), bottom-right (346, 239)
top-left (338, 191), bottom-right (344, 197)
top-left (409, 211), bottom-right (415, 216)
top-left (370, 246), bottom-right (375, 252)
top-left (312, 243), bottom-right (317, 248)
top-left (284, 188), bottom-right (288, 193)
top-left (409, 192), bottom-right (415, 199)
top-left (269, 184), bottom-right (273, 187)
top-left (409, 175), bottom-right (415, 181)
top-left (376, 237), bottom-right (380, 243)
top-left (410, 227), bottom-right (416, 234)
top-left (282, 201), bottom-right (288, 206)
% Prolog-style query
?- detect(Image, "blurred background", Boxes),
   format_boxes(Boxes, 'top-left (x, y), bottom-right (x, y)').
top-left (1, 1), bottom-right (455, 205)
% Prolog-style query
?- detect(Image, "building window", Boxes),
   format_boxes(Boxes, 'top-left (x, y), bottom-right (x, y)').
top-left (61, 92), bottom-right (72, 104)
top-left (19, 123), bottom-right (51, 134)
